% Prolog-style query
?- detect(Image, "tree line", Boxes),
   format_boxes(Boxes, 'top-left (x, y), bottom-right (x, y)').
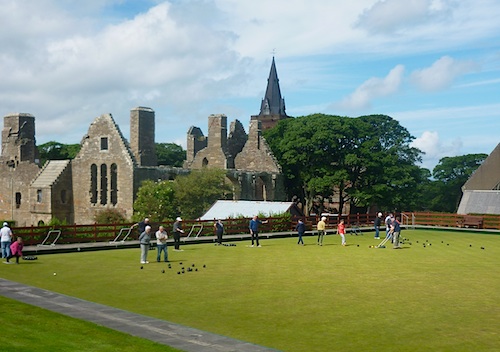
top-left (264, 114), bottom-right (486, 215)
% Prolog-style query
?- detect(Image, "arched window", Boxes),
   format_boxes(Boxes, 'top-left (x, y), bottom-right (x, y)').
top-left (100, 164), bottom-right (108, 205)
top-left (255, 176), bottom-right (266, 201)
top-left (90, 164), bottom-right (98, 204)
top-left (111, 163), bottom-right (118, 205)
top-left (202, 158), bottom-right (208, 168)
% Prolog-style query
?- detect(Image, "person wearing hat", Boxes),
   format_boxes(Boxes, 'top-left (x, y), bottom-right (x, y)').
top-left (1, 222), bottom-right (13, 261)
top-left (173, 217), bottom-right (184, 251)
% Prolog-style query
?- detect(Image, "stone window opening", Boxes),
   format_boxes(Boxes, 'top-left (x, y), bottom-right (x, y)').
top-left (100, 164), bottom-right (108, 205)
top-left (37, 189), bottom-right (42, 203)
top-left (202, 158), bottom-right (208, 168)
top-left (60, 190), bottom-right (67, 204)
top-left (110, 163), bottom-right (118, 206)
top-left (90, 164), bottom-right (98, 204)
top-left (15, 192), bottom-right (21, 209)
top-left (100, 137), bottom-right (109, 151)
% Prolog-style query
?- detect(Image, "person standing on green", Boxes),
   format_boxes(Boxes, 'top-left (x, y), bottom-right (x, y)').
top-left (317, 216), bottom-right (326, 246)
top-left (139, 225), bottom-right (152, 264)
top-left (296, 219), bottom-right (305, 245)
top-left (155, 226), bottom-right (169, 262)
top-left (173, 217), bottom-right (184, 251)
top-left (249, 215), bottom-right (268, 247)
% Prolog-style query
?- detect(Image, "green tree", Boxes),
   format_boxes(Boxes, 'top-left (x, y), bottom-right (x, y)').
top-left (173, 169), bottom-right (233, 219)
top-left (156, 143), bottom-right (186, 167)
top-left (430, 153), bottom-right (488, 212)
top-left (38, 141), bottom-right (80, 165)
top-left (265, 114), bottom-right (423, 214)
top-left (133, 180), bottom-right (177, 222)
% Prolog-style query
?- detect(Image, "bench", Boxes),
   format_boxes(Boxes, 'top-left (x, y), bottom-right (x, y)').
top-left (461, 215), bottom-right (483, 229)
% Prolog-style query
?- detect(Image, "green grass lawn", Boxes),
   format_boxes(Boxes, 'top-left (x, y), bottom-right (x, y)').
top-left (0, 295), bottom-right (182, 352)
top-left (1, 229), bottom-right (499, 352)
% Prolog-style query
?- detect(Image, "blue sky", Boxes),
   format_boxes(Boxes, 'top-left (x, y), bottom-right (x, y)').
top-left (1, 0), bottom-right (499, 171)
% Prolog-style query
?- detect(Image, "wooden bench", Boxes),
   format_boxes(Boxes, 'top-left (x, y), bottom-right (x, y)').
top-left (461, 215), bottom-right (483, 229)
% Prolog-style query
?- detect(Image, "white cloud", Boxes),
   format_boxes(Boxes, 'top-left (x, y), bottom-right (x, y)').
top-left (411, 56), bottom-right (478, 91)
top-left (0, 1), bottom-right (251, 143)
top-left (337, 65), bottom-right (405, 110)
top-left (0, 0), bottom-right (499, 156)
top-left (356, 0), bottom-right (436, 33)
top-left (411, 130), bottom-right (463, 170)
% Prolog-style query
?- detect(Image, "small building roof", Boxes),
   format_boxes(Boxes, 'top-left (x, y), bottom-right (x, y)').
top-left (199, 200), bottom-right (301, 220)
top-left (31, 160), bottom-right (71, 188)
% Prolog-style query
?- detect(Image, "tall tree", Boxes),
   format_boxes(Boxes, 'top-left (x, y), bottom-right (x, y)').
top-left (265, 114), bottom-right (423, 214)
top-left (430, 153), bottom-right (488, 212)
top-left (156, 143), bottom-right (186, 167)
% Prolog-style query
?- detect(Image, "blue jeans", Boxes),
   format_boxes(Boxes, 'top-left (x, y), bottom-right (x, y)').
top-left (374, 226), bottom-right (380, 238)
top-left (157, 244), bottom-right (168, 262)
top-left (297, 231), bottom-right (304, 244)
top-left (1, 241), bottom-right (11, 259)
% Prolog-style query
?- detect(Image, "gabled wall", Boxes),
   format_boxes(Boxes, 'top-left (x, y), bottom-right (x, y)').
top-left (71, 113), bottom-right (136, 224)
top-left (234, 119), bottom-right (281, 173)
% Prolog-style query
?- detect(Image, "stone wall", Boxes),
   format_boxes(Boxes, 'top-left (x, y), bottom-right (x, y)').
top-left (1, 113), bottom-right (38, 165)
top-left (0, 162), bottom-right (40, 225)
top-left (189, 114), bottom-right (229, 169)
top-left (130, 107), bottom-right (157, 167)
top-left (234, 119), bottom-right (281, 173)
top-left (71, 113), bottom-right (136, 224)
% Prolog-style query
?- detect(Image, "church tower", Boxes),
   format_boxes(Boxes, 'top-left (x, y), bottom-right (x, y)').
top-left (130, 107), bottom-right (157, 167)
top-left (252, 57), bottom-right (288, 130)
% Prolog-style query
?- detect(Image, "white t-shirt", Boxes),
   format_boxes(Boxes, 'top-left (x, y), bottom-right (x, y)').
top-left (0, 226), bottom-right (12, 242)
top-left (156, 230), bottom-right (168, 245)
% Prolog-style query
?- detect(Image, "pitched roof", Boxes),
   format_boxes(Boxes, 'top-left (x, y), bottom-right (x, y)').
top-left (199, 200), bottom-right (298, 220)
top-left (259, 57), bottom-right (286, 116)
top-left (31, 160), bottom-right (70, 188)
top-left (457, 190), bottom-right (500, 214)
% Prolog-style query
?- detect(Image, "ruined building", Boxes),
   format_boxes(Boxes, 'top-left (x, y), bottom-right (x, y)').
top-left (0, 58), bottom-right (288, 225)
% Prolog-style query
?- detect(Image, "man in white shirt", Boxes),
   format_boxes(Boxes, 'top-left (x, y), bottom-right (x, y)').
top-left (1, 222), bottom-right (13, 261)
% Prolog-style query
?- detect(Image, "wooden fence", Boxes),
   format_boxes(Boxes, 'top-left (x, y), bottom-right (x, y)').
top-left (10, 212), bottom-right (500, 246)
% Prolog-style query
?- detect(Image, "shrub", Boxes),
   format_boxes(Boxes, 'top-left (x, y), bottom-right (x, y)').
top-left (94, 209), bottom-right (127, 224)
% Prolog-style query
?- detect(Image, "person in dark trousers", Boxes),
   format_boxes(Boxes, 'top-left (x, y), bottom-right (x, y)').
top-left (249, 215), bottom-right (268, 247)
top-left (296, 219), bottom-right (305, 245)
top-left (214, 219), bottom-right (224, 245)
top-left (7, 236), bottom-right (23, 264)
top-left (374, 212), bottom-right (382, 239)
top-left (173, 217), bottom-right (184, 251)
top-left (388, 217), bottom-right (402, 249)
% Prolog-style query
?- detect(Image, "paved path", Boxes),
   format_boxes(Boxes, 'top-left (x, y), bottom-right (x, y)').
top-left (0, 278), bottom-right (280, 352)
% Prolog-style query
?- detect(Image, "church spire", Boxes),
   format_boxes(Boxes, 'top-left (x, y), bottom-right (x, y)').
top-left (253, 56), bottom-right (288, 130)
top-left (260, 56), bottom-right (286, 116)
